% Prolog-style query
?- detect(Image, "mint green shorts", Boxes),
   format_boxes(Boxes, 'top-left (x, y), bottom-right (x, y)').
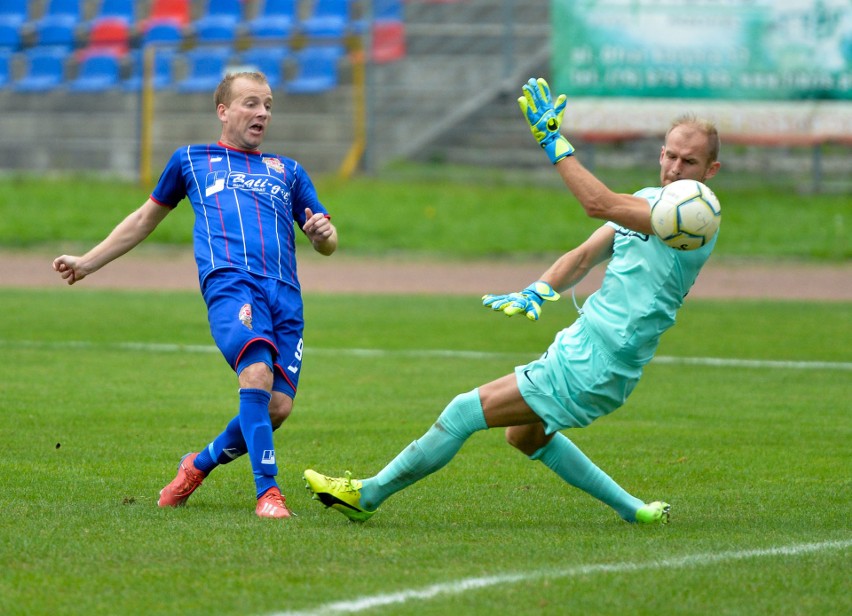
top-left (515, 319), bottom-right (642, 433)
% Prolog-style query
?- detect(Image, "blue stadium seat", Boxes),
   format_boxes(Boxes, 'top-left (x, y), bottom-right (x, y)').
top-left (68, 53), bottom-right (121, 91)
top-left (123, 48), bottom-right (177, 91)
top-left (93, 0), bottom-right (136, 25)
top-left (0, 51), bottom-right (11, 88)
top-left (175, 47), bottom-right (232, 93)
top-left (286, 44), bottom-right (344, 94)
top-left (142, 19), bottom-right (184, 47)
top-left (195, 0), bottom-right (243, 27)
top-left (195, 20), bottom-right (238, 46)
top-left (14, 47), bottom-right (69, 92)
top-left (32, 0), bottom-right (83, 51)
top-left (247, 0), bottom-right (297, 41)
top-left (374, 0), bottom-right (403, 21)
top-left (34, 21), bottom-right (78, 50)
top-left (0, 22), bottom-right (22, 51)
top-left (36, 0), bottom-right (83, 26)
top-left (302, 0), bottom-right (351, 38)
top-left (240, 46), bottom-right (290, 90)
top-left (0, 0), bottom-right (28, 28)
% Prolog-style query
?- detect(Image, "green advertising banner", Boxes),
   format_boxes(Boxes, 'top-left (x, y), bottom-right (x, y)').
top-left (552, 0), bottom-right (852, 100)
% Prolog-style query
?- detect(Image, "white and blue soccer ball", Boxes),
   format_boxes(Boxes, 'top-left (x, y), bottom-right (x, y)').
top-left (650, 179), bottom-right (722, 251)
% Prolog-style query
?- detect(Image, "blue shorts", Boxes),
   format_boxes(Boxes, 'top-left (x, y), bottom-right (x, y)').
top-left (202, 268), bottom-right (304, 398)
top-left (515, 319), bottom-right (642, 433)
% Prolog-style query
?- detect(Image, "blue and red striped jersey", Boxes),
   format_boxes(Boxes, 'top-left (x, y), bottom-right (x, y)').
top-left (151, 142), bottom-right (329, 289)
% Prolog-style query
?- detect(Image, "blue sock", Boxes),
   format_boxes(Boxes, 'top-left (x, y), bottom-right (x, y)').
top-left (359, 389), bottom-right (487, 511)
top-left (238, 388), bottom-right (278, 498)
top-left (194, 416), bottom-right (247, 474)
top-left (531, 432), bottom-right (644, 521)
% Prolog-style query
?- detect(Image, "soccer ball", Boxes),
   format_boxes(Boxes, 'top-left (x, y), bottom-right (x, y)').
top-left (650, 179), bottom-right (722, 251)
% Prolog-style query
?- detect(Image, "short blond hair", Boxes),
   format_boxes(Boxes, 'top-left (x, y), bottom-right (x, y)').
top-left (667, 113), bottom-right (721, 162)
top-left (214, 71), bottom-right (269, 108)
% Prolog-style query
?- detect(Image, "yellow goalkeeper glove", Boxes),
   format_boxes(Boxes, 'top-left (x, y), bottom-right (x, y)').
top-left (518, 77), bottom-right (574, 164)
top-left (482, 281), bottom-right (560, 321)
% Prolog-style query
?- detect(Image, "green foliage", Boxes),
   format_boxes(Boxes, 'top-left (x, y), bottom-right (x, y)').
top-left (0, 289), bottom-right (849, 615)
top-left (1, 168), bottom-right (848, 260)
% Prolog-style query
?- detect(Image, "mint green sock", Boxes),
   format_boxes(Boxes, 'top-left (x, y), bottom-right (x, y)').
top-left (359, 389), bottom-right (487, 510)
top-left (532, 432), bottom-right (644, 521)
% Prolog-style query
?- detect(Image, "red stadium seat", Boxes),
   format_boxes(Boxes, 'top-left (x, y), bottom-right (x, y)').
top-left (144, 0), bottom-right (191, 29)
top-left (371, 20), bottom-right (405, 64)
top-left (79, 18), bottom-right (130, 59)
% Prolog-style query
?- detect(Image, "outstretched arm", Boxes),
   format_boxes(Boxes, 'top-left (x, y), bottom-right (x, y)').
top-left (519, 77), bottom-right (652, 235)
top-left (482, 224), bottom-right (615, 320)
top-left (537, 223), bottom-right (615, 292)
top-left (53, 199), bottom-right (171, 285)
top-left (553, 157), bottom-right (653, 235)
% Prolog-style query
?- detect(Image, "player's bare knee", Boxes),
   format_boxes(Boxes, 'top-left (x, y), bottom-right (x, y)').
top-left (505, 426), bottom-right (528, 451)
top-left (505, 424), bottom-right (549, 456)
top-left (238, 361), bottom-right (274, 391)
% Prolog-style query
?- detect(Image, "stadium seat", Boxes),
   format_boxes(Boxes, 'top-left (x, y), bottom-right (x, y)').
top-left (142, 19), bottom-right (184, 47)
top-left (33, 0), bottom-right (82, 51)
top-left (93, 0), bottom-right (135, 26)
top-left (239, 46), bottom-right (290, 90)
top-left (374, 0), bottom-right (403, 21)
top-left (0, 51), bottom-right (11, 88)
top-left (68, 52), bottom-right (121, 91)
top-left (123, 48), bottom-right (177, 91)
top-left (195, 0), bottom-right (243, 27)
top-left (371, 20), bottom-right (405, 64)
top-left (0, 22), bottom-right (22, 51)
top-left (0, 0), bottom-right (29, 28)
top-left (302, 0), bottom-right (351, 38)
top-left (34, 21), bottom-right (78, 50)
top-left (195, 20), bottom-right (238, 46)
top-left (193, 0), bottom-right (243, 47)
top-left (286, 44), bottom-right (344, 94)
top-left (247, 0), bottom-right (297, 41)
top-left (35, 0), bottom-right (83, 27)
top-left (13, 47), bottom-right (69, 92)
top-left (79, 18), bottom-right (130, 58)
top-left (145, 0), bottom-right (191, 29)
top-left (175, 47), bottom-right (232, 93)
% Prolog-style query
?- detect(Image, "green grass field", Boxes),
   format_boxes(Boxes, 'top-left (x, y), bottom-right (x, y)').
top-left (1, 288), bottom-right (849, 615)
top-left (1, 169), bottom-right (850, 261)
top-left (1, 169), bottom-right (850, 613)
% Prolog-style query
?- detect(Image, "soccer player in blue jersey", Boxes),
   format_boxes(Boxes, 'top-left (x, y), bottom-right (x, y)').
top-left (304, 78), bottom-right (721, 524)
top-left (53, 72), bottom-right (338, 519)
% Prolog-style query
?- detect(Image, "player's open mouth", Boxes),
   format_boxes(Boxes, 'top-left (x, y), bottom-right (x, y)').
top-left (249, 123), bottom-right (265, 134)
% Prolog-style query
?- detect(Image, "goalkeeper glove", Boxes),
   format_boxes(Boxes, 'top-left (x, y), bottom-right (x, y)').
top-left (518, 77), bottom-right (574, 164)
top-left (482, 281), bottom-right (560, 321)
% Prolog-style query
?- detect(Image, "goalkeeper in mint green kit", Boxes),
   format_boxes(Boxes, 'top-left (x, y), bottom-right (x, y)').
top-left (305, 77), bottom-right (722, 524)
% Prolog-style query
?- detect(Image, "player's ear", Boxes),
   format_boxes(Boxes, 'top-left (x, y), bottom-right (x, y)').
top-left (704, 161), bottom-right (721, 181)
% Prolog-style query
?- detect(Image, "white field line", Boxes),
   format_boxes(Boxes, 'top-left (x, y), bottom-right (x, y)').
top-left (6, 339), bottom-right (852, 371)
top-left (268, 539), bottom-right (852, 616)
